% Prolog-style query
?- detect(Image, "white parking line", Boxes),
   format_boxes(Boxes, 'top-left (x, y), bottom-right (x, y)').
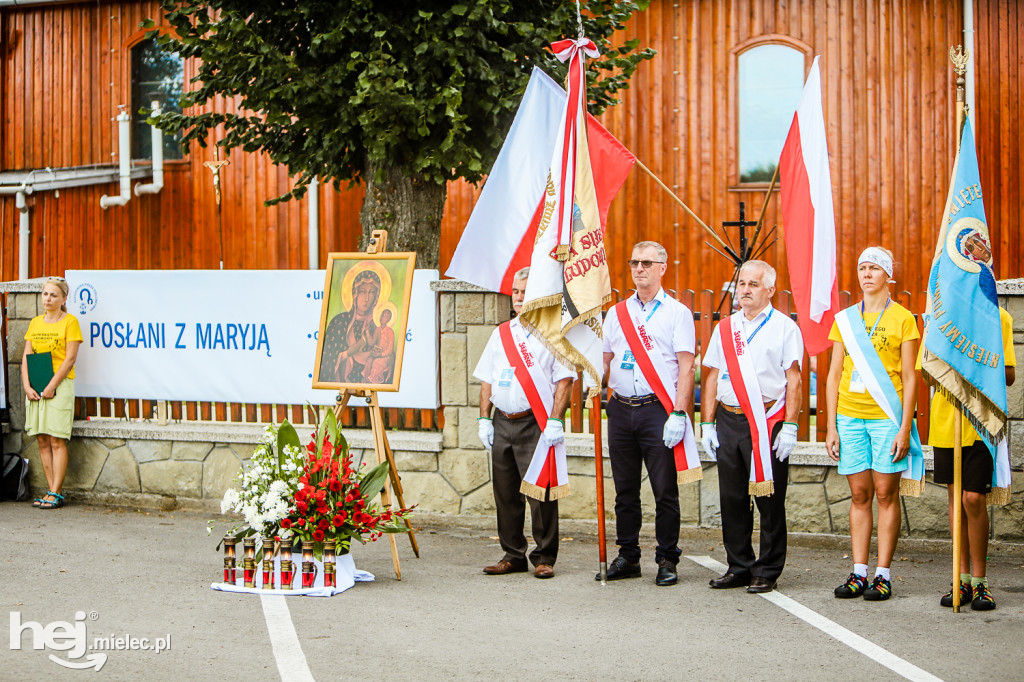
top-left (686, 556), bottom-right (944, 682)
top-left (260, 594), bottom-right (315, 682)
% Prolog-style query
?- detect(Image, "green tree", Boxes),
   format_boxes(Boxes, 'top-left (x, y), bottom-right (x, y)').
top-left (146, 1), bottom-right (653, 268)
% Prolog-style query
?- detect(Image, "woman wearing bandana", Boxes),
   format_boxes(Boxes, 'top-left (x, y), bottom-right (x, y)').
top-left (825, 247), bottom-right (920, 602)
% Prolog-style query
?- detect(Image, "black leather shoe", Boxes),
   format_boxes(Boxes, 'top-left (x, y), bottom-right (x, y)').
top-left (709, 572), bottom-right (751, 589)
top-left (746, 576), bottom-right (777, 593)
top-left (655, 560), bottom-right (678, 586)
top-left (597, 555), bottom-right (642, 581)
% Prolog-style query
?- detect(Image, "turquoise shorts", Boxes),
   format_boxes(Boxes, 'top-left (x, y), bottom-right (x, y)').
top-left (836, 414), bottom-right (908, 475)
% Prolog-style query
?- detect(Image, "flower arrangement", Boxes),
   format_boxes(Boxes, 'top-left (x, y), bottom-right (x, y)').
top-left (216, 411), bottom-right (412, 555)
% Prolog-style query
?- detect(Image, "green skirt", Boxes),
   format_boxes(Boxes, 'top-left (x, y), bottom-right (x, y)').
top-left (25, 377), bottom-right (75, 439)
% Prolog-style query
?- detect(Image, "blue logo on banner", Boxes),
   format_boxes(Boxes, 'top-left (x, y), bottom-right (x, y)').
top-left (74, 283), bottom-right (98, 315)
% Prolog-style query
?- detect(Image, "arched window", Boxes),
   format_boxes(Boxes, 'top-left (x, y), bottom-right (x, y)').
top-left (130, 37), bottom-right (184, 160)
top-left (735, 40), bottom-right (808, 184)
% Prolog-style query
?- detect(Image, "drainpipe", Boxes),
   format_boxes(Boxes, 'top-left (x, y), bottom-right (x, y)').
top-left (308, 176), bottom-right (319, 269)
top-left (100, 107), bottom-right (132, 209)
top-left (963, 0), bottom-right (976, 131)
top-left (134, 101), bottom-right (164, 196)
top-left (16, 188), bottom-right (30, 280)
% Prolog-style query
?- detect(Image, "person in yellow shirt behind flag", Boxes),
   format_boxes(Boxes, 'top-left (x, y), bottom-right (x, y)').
top-left (924, 307), bottom-right (1015, 611)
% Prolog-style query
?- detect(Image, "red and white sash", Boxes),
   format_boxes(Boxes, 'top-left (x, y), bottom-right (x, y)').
top-left (498, 322), bottom-right (570, 501)
top-left (613, 302), bottom-right (702, 483)
top-left (719, 314), bottom-right (786, 497)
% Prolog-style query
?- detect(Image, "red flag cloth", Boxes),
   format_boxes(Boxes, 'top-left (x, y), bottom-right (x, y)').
top-left (780, 57), bottom-right (839, 356)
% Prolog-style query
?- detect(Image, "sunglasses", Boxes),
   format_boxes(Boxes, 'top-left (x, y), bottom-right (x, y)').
top-left (45, 276), bottom-right (66, 282)
top-left (628, 260), bottom-right (666, 269)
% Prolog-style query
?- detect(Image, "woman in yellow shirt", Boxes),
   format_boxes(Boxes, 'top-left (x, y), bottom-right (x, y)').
top-left (825, 247), bottom-right (919, 602)
top-left (21, 277), bottom-right (83, 510)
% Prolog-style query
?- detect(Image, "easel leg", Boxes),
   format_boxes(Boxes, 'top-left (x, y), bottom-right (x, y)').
top-left (378, 416), bottom-right (421, 557)
top-left (367, 395), bottom-right (402, 580)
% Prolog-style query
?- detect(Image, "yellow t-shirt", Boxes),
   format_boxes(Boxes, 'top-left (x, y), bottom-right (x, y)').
top-left (828, 302), bottom-right (920, 420)
top-left (25, 314), bottom-right (84, 379)
top-left (927, 308), bottom-right (1016, 447)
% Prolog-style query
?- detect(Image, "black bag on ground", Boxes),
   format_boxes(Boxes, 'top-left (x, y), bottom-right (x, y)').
top-left (1, 453), bottom-right (31, 501)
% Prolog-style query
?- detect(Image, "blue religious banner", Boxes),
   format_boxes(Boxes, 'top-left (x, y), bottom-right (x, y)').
top-left (921, 119), bottom-right (1008, 500)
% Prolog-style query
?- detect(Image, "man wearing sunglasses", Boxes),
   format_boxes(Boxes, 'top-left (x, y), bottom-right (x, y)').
top-left (601, 241), bottom-right (696, 586)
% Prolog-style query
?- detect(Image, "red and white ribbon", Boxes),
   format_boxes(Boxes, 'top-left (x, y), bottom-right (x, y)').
top-left (719, 314), bottom-right (786, 496)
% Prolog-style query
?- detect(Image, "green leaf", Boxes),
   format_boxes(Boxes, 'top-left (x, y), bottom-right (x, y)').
top-left (323, 408), bottom-right (340, 448)
top-left (359, 461), bottom-right (391, 503)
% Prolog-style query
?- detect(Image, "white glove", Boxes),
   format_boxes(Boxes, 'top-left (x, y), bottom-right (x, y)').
top-left (542, 419), bottom-right (565, 446)
top-left (774, 422), bottom-right (798, 462)
top-left (478, 418), bottom-right (494, 450)
top-left (700, 422), bottom-right (719, 460)
top-left (663, 412), bottom-right (687, 448)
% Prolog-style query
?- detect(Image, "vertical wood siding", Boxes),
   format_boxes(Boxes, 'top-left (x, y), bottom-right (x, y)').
top-left (0, 1), bottom-right (1019, 300)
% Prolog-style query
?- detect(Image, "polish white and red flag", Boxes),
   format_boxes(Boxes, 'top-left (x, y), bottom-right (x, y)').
top-left (779, 56), bottom-right (839, 356)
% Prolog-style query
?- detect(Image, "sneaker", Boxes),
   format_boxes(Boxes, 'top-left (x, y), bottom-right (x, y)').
top-left (971, 583), bottom-right (996, 611)
top-left (940, 582), bottom-right (971, 608)
top-left (863, 575), bottom-right (892, 601)
top-left (834, 573), bottom-right (868, 598)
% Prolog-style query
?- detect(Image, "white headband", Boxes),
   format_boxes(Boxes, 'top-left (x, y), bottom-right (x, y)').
top-left (858, 247), bottom-right (893, 278)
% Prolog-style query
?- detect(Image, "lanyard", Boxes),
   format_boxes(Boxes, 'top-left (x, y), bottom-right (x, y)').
top-left (860, 298), bottom-right (891, 338)
top-left (634, 296), bottom-right (662, 322)
top-left (745, 308), bottom-right (773, 344)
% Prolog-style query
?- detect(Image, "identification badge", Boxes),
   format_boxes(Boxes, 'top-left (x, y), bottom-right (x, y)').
top-left (721, 372), bottom-right (730, 383)
top-left (849, 369), bottom-right (866, 393)
top-left (620, 350), bottom-right (636, 370)
top-left (498, 367), bottom-right (515, 388)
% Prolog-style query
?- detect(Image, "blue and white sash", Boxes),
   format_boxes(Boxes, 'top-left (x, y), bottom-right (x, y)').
top-left (835, 306), bottom-right (924, 496)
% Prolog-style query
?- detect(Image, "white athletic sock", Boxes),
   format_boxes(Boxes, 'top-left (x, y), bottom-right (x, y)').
top-left (875, 567), bottom-right (891, 581)
top-left (853, 563), bottom-right (868, 578)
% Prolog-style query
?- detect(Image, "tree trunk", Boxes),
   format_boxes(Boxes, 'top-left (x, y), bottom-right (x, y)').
top-left (359, 159), bottom-right (447, 269)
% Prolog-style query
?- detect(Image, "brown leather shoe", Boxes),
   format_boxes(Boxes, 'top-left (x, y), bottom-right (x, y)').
top-left (534, 564), bottom-right (555, 579)
top-left (746, 576), bottom-right (777, 593)
top-left (709, 572), bottom-right (751, 589)
top-left (483, 559), bottom-right (528, 575)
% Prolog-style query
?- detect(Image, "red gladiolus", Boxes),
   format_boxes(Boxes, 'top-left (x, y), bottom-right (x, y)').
top-left (312, 529), bottom-right (325, 542)
top-left (315, 490), bottom-right (326, 503)
top-left (317, 506), bottom-right (329, 516)
top-left (296, 501), bottom-right (308, 515)
top-left (317, 519), bottom-right (329, 531)
top-left (295, 518), bottom-right (305, 527)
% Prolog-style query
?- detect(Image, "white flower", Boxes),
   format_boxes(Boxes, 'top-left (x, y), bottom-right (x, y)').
top-left (221, 489), bottom-right (240, 514)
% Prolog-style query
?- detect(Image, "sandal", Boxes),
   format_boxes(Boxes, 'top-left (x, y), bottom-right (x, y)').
top-left (33, 491), bottom-right (58, 508)
top-left (38, 493), bottom-right (65, 510)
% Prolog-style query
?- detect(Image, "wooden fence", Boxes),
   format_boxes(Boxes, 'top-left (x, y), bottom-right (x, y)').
top-left (74, 288), bottom-right (934, 444)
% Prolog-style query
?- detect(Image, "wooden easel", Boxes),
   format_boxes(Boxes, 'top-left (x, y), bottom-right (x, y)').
top-left (332, 230), bottom-right (420, 580)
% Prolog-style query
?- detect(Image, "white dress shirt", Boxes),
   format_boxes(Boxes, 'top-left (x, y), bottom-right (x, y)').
top-left (473, 318), bottom-right (576, 414)
top-left (702, 304), bottom-right (804, 407)
top-left (602, 289), bottom-right (695, 397)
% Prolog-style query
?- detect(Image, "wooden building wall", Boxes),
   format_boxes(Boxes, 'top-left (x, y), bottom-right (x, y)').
top-left (0, 1), bottom-right (1019, 299)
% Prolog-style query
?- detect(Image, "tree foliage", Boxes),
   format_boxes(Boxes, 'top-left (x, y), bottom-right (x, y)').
top-left (146, 1), bottom-right (655, 203)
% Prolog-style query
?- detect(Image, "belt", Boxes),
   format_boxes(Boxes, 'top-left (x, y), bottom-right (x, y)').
top-left (612, 392), bottom-right (660, 407)
top-left (719, 399), bottom-right (776, 415)
top-left (495, 408), bottom-right (534, 420)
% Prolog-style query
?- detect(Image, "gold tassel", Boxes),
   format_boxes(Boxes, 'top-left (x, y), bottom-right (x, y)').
top-left (899, 478), bottom-right (924, 498)
top-left (987, 486), bottom-right (1010, 506)
top-left (749, 480), bottom-right (775, 497)
top-left (677, 467), bottom-right (703, 485)
top-left (519, 481), bottom-right (547, 501)
top-left (555, 244), bottom-right (570, 261)
top-left (547, 483), bottom-right (572, 500)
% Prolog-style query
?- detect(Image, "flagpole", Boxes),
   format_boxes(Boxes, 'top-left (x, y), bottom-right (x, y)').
top-left (748, 162), bottom-right (780, 256)
top-left (950, 44), bottom-right (969, 614)
top-left (592, 392), bottom-right (608, 583)
top-left (634, 159), bottom-right (734, 255)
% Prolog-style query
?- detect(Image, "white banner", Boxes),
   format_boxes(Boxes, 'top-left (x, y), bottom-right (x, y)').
top-left (66, 270), bottom-right (439, 409)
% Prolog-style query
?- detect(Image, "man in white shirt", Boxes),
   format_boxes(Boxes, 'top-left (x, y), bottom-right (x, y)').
top-left (474, 268), bottom-right (574, 579)
top-left (601, 241), bottom-right (696, 586)
top-left (701, 260), bottom-right (803, 594)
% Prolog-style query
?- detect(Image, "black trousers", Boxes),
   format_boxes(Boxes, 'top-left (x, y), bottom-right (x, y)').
top-left (715, 408), bottom-right (789, 581)
top-left (491, 412), bottom-right (559, 567)
top-left (607, 397), bottom-right (681, 565)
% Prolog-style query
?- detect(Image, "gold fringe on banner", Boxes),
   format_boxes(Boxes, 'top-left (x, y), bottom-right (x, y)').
top-left (554, 244), bottom-right (570, 261)
top-left (677, 467), bottom-right (703, 485)
top-left (749, 480), bottom-right (775, 497)
top-left (899, 478), bottom-right (924, 498)
top-left (987, 486), bottom-right (1010, 506)
top-left (547, 483), bottom-right (572, 500)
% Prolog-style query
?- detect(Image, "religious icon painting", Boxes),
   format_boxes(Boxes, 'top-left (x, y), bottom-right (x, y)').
top-left (312, 252), bottom-right (416, 392)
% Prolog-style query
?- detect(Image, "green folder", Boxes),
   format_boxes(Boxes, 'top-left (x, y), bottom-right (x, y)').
top-left (26, 352), bottom-right (55, 393)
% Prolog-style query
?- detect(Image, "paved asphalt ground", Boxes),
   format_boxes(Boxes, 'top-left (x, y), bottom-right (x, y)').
top-left (3, 501), bottom-right (1024, 681)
